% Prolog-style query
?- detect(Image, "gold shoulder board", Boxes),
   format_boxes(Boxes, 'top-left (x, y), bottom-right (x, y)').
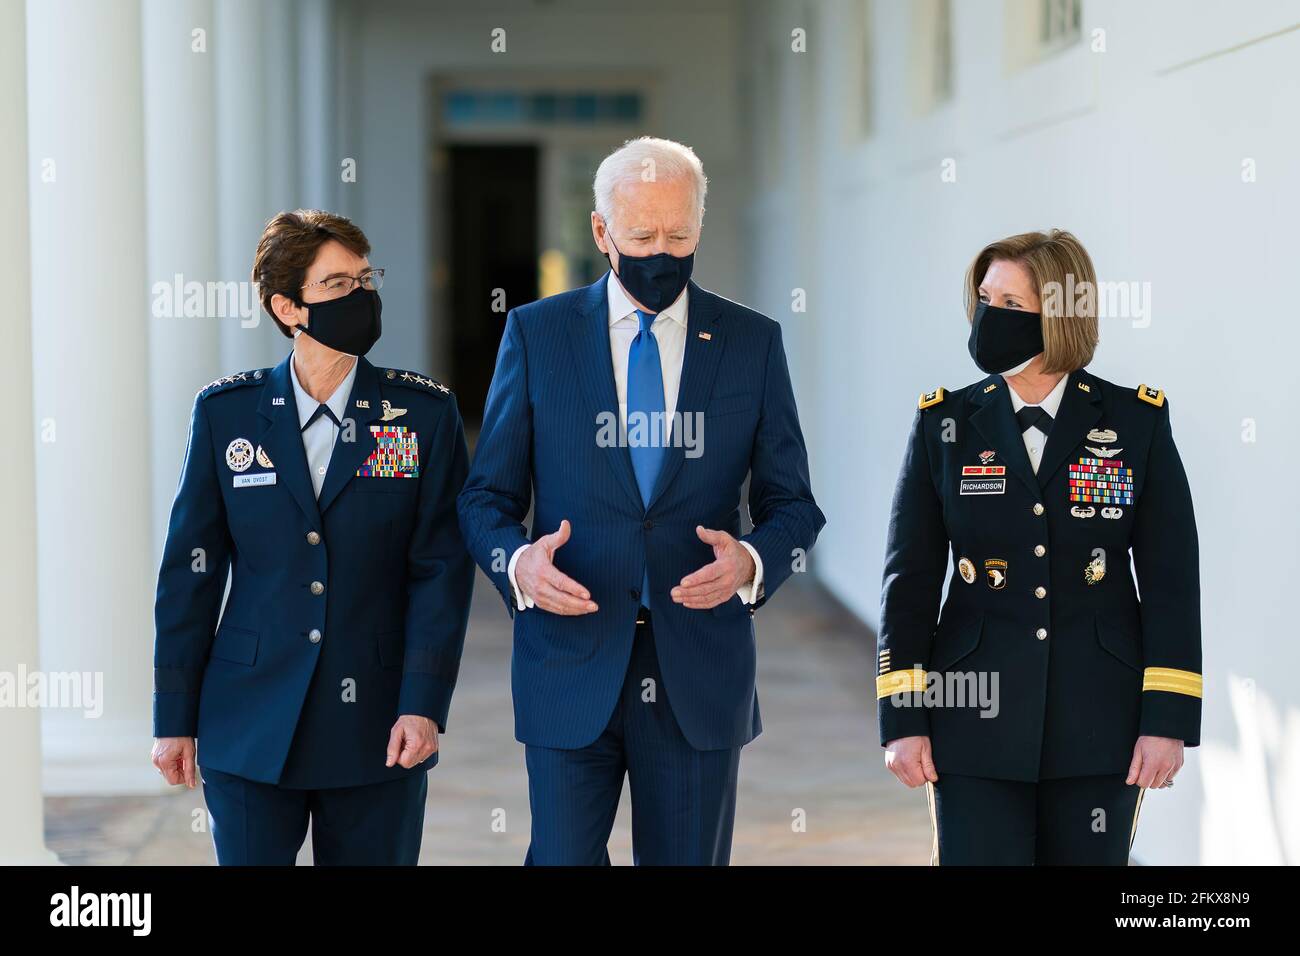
top-left (918, 387), bottom-right (946, 410)
top-left (1136, 384), bottom-right (1165, 407)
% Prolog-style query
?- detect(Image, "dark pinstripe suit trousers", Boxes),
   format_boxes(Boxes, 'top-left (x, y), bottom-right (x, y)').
top-left (523, 618), bottom-right (743, 866)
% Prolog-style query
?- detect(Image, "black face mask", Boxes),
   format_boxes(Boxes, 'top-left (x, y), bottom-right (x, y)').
top-left (607, 236), bottom-right (695, 313)
top-left (299, 287), bottom-right (382, 357)
top-left (968, 301), bottom-right (1044, 374)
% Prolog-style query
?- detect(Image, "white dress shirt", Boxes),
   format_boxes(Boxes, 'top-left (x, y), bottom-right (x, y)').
top-left (508, 271), bottom-right (763, 611)
top-left (1006, 373), bottom-right (1068, 474)
top-left (290, 353), bottom-right (358, 498)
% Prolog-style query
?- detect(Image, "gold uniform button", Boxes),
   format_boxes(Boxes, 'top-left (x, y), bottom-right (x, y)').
top-left (308, 629), bottom-right (322, 644)
top-left (1032, 503), bottom-right (1045, 516)
top-left (310, 581), bottom-right (325, 595)
top-left (1034, 586), bottom-right (1047, 599)
top-left (306, 531), bottom-right (321, 546)
top-left (1034, 545), bottom-right (1046, 557)
top-left (1036, 628), bottom-right (1048, 640)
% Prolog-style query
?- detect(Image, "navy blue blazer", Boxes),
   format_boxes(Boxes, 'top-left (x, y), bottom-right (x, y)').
top-left (878, 369), bottom-right (1202, 781)
top-left (153, 354), bottom-right (475, 789)
top-left (458, 277), bottom-right (825, 752)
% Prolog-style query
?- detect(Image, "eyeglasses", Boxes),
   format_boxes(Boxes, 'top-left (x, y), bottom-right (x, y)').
top-left (301, 268), bottom-right (385, 296)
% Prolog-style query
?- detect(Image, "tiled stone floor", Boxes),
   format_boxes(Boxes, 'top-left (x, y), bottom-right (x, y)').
top-left (44, 572), bottom-right (930, 865)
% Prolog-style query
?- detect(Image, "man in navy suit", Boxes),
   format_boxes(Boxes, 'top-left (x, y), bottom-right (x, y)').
top-left (458, 137), bottom-right (825, 864)
top-left (151, 211), bottom-right (474, 865)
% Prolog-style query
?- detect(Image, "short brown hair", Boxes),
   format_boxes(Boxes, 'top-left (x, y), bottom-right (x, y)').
top-left (252, 210), bottom-right (371, 338)
top-left (964, 229), bottom-right (1099, 374)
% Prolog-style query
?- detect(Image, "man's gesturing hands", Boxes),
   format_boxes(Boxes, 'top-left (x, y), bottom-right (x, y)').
top-left (516, 519), bottom-right (599, 615)
top-left (671, 526), bottom-right (755, 610)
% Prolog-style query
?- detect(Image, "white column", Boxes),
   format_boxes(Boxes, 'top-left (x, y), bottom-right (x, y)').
top-left (297, 0), bottom-right (337, 211)
top-left (143, 0), bottom-right (222, 556)
top-left (27, 0), bottom-right (159, 794)
top-left (0, 0), bottom-right (59, 863)
top-left (214, 0), bottom-right (283, 371)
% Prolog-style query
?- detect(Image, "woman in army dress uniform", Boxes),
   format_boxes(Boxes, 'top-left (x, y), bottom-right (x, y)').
top-left (877, 230), bottom-right (1201, 865)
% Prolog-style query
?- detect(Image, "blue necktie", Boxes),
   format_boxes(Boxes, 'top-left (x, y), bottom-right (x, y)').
top-left (627, 309), bottom-right (666, 604)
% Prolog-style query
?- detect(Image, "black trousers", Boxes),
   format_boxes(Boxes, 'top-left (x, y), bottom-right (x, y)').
top-left (200, 765), bottom-right (428, 865)
top-left (928, 773), bottom-right (1144, 865)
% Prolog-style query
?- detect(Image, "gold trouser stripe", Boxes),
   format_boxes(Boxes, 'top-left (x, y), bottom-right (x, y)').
top-left (925, 781), bottom-right (939, 866)
top-left (1128, 787), bottom-right (1146, 862)
top-left (1142, 667), bottom-right (1203, 698)
top-left (876, 667), bottom-right (926, 699)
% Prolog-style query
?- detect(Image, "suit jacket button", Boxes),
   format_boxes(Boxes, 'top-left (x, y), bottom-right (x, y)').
top-left (308, 629), bottom-right (322, 644)
top-left (1034, 545), bottom-right (1046, 557)
top-left (629, 589), bottom-right (640, 600)
top-left (1036, 628), bottom-right (1048, 640)
top-left (310, 581), bottom-right (325, 595)
top-left (643, 519), bottom-right (654, 530)
top-left (1034, 586), bottom-right (1046, 599)
top-left (306, 531), bottom-right (321, 545)
top-left (1032, 503), bottom-right (1045, 516)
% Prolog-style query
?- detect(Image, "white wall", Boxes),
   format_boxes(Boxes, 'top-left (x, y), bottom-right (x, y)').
top-left (743, 0), bottom-right (1300, 864)
top-left (345, 0), bottom-right (746, 377)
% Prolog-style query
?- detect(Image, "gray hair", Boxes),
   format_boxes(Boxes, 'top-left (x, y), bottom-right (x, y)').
top-left (593, 136), bottom-right (708, 229)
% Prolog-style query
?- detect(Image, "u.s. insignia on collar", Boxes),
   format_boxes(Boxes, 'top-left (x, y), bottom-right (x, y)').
top-left (1137, 383), bottom-right (1165, 407)
top-left (918, 387), bottom-right (945, 409)
top-left (380, 400), bottom-right (407, 422)
top-left (1077, 381), bottom-right (1091, 393)
top-left (983, 383), bottom-right (998, 394)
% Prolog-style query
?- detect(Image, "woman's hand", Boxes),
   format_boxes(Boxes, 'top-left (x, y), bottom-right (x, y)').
top-left (884, 735), bottom-right (939, 788)
top-left (1127, 735), bottom-right (1184, 789)
top-left (151, 736), bottom-right (197, 788)
top-left (386, 714), bottom-right (439, 768)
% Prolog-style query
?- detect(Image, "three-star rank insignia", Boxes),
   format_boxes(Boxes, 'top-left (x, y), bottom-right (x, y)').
top-left (1137, 383), bottom-right (1165, 407)
top-left (918, 387), bottom-right (946, 409)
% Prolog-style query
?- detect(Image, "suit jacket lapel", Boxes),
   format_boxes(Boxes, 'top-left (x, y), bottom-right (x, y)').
top-left (257, 353), bottom-right (321, 530)
top-left (569, 277), bottom-right (643, 508)
top-left (968, 375), bottom-right (1039, 499)
top-left (1036, 368), bottom-right (1103, 487)
top-left (647, 282), bottom-right (723, 511)
top-left (317, 357), bottom-right (383, 514)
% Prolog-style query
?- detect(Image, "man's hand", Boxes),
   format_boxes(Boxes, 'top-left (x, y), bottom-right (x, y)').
top-left (386, 715), bottom-right (439, 769)
top-left (671, 527), bottom-right (756, 610)
top-left (1127, 735), bottom-right (1184, 789)
top-left (151, 736), bottom-right (197, 788)
top-left (515, 519), bottom-right (598, 615)
top-left (884, 735), bottom-right (938, 789)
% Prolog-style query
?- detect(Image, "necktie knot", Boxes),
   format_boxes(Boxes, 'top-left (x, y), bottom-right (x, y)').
top-left (1015, 405), bottom-right (1053, 434)
top-left (302, 402), bottom-right (340, 432)
top-left (635, 309), bottom-right (657, 335)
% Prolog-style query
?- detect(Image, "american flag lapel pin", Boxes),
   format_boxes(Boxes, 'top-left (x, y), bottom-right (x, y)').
top-left (697, 331), bottom-right (712, 341)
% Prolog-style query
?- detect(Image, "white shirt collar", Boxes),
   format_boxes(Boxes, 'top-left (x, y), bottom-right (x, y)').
top-left (290, 352), bottom-right (358, 429)
top-left (606, 270), bottom-right (688, 328)
top-left (1006, 372), bottom-right (1069, 417)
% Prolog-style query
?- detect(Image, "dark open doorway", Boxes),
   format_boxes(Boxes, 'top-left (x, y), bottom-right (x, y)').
top-left (445, 143), bottom-right (539, 428)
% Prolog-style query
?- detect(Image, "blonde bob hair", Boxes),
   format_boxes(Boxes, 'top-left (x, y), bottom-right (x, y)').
top-left (964, 229), bottom-right (1100, 374)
